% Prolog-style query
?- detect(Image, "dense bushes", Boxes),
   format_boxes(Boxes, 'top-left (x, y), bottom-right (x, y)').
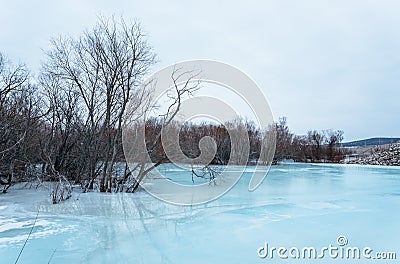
top-left (274, 117), bottom-right (349, 164)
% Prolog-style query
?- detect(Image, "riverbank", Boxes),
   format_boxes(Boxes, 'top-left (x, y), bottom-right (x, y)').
top-left (347, 143), bottom-right (400, 166)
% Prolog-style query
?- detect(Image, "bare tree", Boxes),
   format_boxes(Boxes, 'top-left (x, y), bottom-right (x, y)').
top-left (291, 135), bottom-right (308, 162)
top-left (39, 72), bottom-right (84, 178)
top-left (124, 67), bottom-right (201, 193)
top-left (325, 129), bottom-right (344, 162)
top-left (307, 130), bottom-right (325, 162)
top-left (42, 16), bottom-right (156, 193)
top-left (224, 118), bottom-right (250, 165)
top-left (272, 117), bottom-right (293, 164)
top-left (0, 52), bottom-right (41, 192)
top-left (0, 53), bottom-right (29, 105)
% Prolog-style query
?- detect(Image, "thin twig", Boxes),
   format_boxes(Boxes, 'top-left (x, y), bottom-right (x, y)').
top-left (15, 210), bottom-right (39, 264)
top-left (47, 249), bottom-right (57, 264)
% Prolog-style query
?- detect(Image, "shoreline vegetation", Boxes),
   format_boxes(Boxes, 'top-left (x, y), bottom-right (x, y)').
top-left (0, 16), bottom-right (398, 202)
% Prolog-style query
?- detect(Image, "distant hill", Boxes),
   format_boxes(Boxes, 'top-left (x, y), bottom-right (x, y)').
top-left (342, 137), bottom-right (400, 147)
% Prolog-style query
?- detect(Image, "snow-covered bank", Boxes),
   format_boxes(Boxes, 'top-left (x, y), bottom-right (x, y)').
top-left (348, 143), bottom-right (400, 166)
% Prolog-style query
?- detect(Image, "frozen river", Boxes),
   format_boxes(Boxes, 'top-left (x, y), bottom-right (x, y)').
top-left (1, 163), bottom-right (399, 263)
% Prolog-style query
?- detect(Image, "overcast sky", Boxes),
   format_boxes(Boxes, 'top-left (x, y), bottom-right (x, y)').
top-left (1, 0), bottom-right (399, 141)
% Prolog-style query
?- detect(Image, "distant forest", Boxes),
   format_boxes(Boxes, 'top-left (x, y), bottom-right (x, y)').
top-left (140, 117), bottom-right (347, 166)
top-left (0, 17), bottom-right (347, 200)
